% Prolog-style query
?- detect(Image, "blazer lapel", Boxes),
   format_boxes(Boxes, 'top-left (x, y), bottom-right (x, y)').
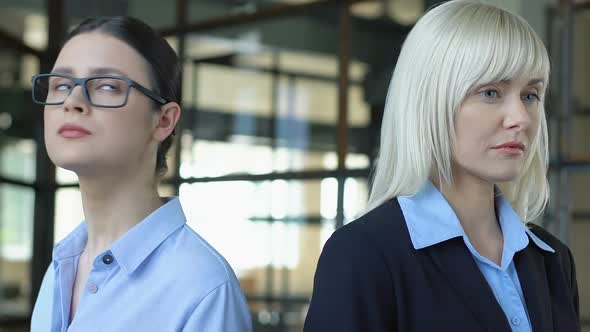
top-left (514, 245), bottom-right (553, 332)
top-left (425, 239), bottom-right (511, 332)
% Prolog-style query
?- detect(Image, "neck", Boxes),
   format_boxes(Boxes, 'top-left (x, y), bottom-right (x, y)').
top-left (434, 173), bottom-right (499, 238)
top-left (78, 171), bottom-right (162, 257)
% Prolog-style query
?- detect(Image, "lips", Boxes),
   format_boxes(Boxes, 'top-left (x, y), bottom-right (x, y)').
top-left (493, 142), bottom-right (525, 151)
top-left (492, 141), bottom-right (525, 155)
top-left (58, 124), bottom-right (92, 138)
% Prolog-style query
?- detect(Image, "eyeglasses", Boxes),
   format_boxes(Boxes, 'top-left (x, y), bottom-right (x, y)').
top-left (31, 73), bottom-right (168, 108)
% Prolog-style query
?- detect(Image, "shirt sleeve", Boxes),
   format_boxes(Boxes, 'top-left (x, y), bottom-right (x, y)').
top-left (182, 281), bottom-right (252, 332)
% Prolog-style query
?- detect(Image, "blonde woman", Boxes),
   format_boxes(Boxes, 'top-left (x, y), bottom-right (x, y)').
top-left (304, 1), bottom-right (580, 331)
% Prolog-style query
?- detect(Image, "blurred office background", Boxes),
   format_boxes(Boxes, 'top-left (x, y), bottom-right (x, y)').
top-left (0, 0), bottom-right (587, 330)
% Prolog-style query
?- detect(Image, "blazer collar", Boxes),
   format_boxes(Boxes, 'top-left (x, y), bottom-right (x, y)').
top-left (421, 236), bottom-right (512, 332)
top-left (425, 240), bottom-right (554, 332)
top-left (513, 245), bottom-right (553, 332)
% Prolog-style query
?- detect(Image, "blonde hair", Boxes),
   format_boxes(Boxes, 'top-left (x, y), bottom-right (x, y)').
top-left (366, 0), bottom-right (551, 222)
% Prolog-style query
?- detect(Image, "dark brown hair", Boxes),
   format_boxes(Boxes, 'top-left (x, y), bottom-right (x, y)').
top-left (64, 16), bottom-right (181, 176)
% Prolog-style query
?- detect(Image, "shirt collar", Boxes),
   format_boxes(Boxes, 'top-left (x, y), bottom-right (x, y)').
top-left (53, 222), bottom-right (88, 262)
top-left (397, 181), bottom-right (554, 254)
top-left (52, 197), bottom-right (187, 274)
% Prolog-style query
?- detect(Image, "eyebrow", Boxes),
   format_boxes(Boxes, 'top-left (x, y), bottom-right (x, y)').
top-left (526, 78), bottom-right (544, 86)
top-left (499, 78), bottom-right (545, 86)
top-left (51, 66), bottom-right (130, 78)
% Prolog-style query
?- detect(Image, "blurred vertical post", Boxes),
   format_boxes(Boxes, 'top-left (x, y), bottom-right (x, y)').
top-left (557, 0), bottom-right (574, 244)
top-left (336, 2), bottom-right (351, 229)
top-left (172, 0), bottom-right (188, 195)
top-left (30, 0), bottom-right (64, 310)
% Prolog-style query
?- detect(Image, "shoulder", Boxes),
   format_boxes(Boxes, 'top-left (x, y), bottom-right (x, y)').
top-left (319, 198), bottom-right (411, 271)
top-left (525, 222), bottom-right (579, 294)
top-left (168, 226), bottom-right (250, 325)
top-left (526, 222), bottom-right (577, 278)
top-left (305, 200), bottom-right (406, 330)
top-left (153, 224), bottom-right (241, 292)
top-left (526, 222), bottom-right (572, 257)
top-left (331, 198), bottom-right (410, 250)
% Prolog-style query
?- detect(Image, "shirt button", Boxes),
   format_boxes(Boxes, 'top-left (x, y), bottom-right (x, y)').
top-left (511, 316), bottom-right (521, 326)
top-left (102, 254), bottom-right (114, 265)
top-left (87, 283), bottom-right (98, 294)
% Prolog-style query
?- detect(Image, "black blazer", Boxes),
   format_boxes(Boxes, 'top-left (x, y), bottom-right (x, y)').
top-left (304, 199), bottom-right (580, 332)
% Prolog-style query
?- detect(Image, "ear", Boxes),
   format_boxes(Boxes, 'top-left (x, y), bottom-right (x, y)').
top-left (153, 102), bottom-right (181, 143)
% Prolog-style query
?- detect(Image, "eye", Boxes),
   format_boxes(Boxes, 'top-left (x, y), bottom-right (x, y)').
top-left (49, 78), bottom-right (72, 91)
top-left (479, 89), bottom-right (499, 99)
top-left (55, 83), bottom-right (71, 91)
top-left (90, 78), bottom-right (126, 92)
top-left (98, 84), bottom-right (117, 91)
top-left (522, 93), bottom-right (540, 104)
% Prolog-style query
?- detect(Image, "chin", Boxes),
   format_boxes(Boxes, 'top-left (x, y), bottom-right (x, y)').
top-left (483, 158), bottom-right (526, 182)
top-left (48, 151), bottom-right (97, 175)
top-left (486, 170), bottom-right (522, 183)
top-left (47, 140), bottom-right (100, 164)
top-left (51, 160), bottom-right (88, 175)
top-left (492, 177), bottom-right (519, 184)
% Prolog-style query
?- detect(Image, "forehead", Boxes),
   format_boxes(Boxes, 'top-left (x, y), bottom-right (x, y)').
top-left (53, 32), bottom-right (151, 83)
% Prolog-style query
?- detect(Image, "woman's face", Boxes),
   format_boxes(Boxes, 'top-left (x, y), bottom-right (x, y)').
top-left (44, 32), bottom-right (161, 177)
top-left (452, 78), bottom-right (544, 184)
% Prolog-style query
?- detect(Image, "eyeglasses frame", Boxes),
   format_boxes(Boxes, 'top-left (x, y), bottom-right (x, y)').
top-left (31, 73), bottom-right (168, 108)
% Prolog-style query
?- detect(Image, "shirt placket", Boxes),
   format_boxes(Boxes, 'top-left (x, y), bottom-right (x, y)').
top-left (69, 251), bottom-right (117, 330)
top-left (500, 272), bottom-right (531, 331)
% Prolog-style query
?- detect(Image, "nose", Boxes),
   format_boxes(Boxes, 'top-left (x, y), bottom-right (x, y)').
top-left (503, 96), bottom-right (532, 131)
top-left (62, 84), bottom-right (89, 114)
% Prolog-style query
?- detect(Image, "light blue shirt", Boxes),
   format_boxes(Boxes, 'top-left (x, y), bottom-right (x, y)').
top-left (31, 198), bottom-right (252, 332)
top-left (398, 182), bottom-right (554, 332)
